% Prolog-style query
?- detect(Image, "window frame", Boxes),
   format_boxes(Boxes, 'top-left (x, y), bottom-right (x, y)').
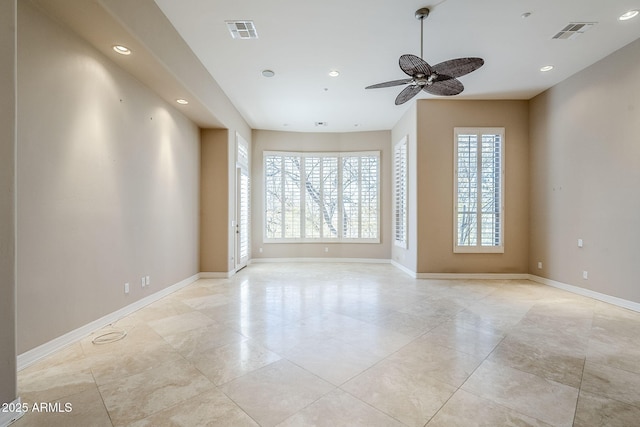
top-left (263, 150), bottom-right (380, 244)
top-left (394, 136), bottom-right (408, 249)
top-left (453, 127), bottom-right (505, 254)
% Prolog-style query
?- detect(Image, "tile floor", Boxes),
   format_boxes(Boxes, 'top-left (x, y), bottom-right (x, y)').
top-left (13, 263), bottom-right (640, 426)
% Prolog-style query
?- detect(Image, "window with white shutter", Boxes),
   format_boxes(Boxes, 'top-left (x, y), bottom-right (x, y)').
top-left (454, 128), bottom-right (504, 253)
top-left (264, 151), bottom-right (379, 242)
top-left (394, 136), bottom-right (408, 248)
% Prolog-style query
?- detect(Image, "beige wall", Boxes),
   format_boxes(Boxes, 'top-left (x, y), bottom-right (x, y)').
top-left (200, 129), bottom-right (230, 272)
top-left (251, 130), bottom-right (392, 260)
top-left (17, 2), bottom-right (200, 352)
top-left (391, 104), bottom-right (418, 272)
top-left (1, 0), bottom-right (17, 406)
top-left (416, 100), bottom-right (529, 273)
top-left (530, 38), bottom-right (640, 303)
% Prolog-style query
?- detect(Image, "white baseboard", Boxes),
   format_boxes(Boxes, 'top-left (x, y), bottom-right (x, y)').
top-left (416, 272), bottom-right (530, 280)
top-left (17, 273), bottom-right (199, 371)
top-left (251, 257), bottom-right (391, 264)
top-left (529, 275), bottom-right (640, 313)
top-left (390, 260), bottom-right (417, 278)
top-left (0, 397), bottom-right (24, 427)
top-left (199, 271), bottom-right (235, 279)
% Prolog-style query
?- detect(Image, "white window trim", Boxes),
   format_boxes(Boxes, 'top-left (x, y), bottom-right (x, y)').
top-left (453, 127), bottom-right (505, 254)
top-left (263, 150), bottom-right (380, 244)
top-left (394, 136), bottom-right (408, 249)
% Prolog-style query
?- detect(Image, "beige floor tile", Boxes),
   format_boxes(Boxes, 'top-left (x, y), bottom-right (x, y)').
top-left (387, 339), bottom-right (484, 388)
top-left (14, 385), bottom-right (112, 427)
top-left (573, 390), bottom-right (640, 427)
top-left (117, 298), bottom-right (194, 327)
top-left (147, 311), bottom-right (216, 337)
top-left (249, 321), bottom-right (328, 354)
top-left (453, 306), bottom-right (527, 334)
top-left (398, 296), bottom-right (467, 321)
top-left (18, 343), bottom-right (95, 403)
top-left (86, 333), bottom-right (185, 386)
top-left (276, 389), bottom-right (405, 427)
top-left (581, 361), bottom-right (640, 408)
top-left (418, 319), bottom-right (505, 358)
top-left (333, 322), bottom-right (415, 359)
top-left (162, 322), bottom-right (248, 359)
top-left (461, 360), bottom-right (579, 427)
top-left (15, 264), bottom-right (640, 427)
top-left (586, 334), bottom-right (640, 374)
top-left (342, 357), bottom-right (457, 427)
top-left (191, 339), bottom-right (281, 385)
top-left (427, 389), bottom-right (552, 427)
top-left (181, 293), bottom-right (231, 310)
top-left (220, 359), bottom-right (334, 427)
top-left (219, 311), bottom-right (287, 339)
top-left (489, 337), bottom-right (585, 388)
top-left (373, 310), bottom-right (446, 337)
top-left (127, 388), bottom-right (258, 427)
top-left (80, 323), bottom-right (170, 361)
top-left (507, 317), bottom-right (590, 357)
top-left (98, 357), bottom-right (214, 426)
top-left (283, 336), bottom-right (381, 385)
top-left (331, 300), bottom-right (395, 324)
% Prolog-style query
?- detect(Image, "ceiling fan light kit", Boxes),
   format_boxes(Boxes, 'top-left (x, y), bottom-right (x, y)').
top-left (366, 7), bottom-right (484, 105)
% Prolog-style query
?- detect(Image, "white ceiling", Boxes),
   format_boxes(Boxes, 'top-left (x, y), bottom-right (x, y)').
top-left (32, 0), bottom-right (640, 133)
top-left (152, 0), bottom-right (640, 133)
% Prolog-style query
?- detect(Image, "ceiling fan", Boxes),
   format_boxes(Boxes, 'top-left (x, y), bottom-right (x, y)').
top-left (366, 7), bottom-right (484, 105)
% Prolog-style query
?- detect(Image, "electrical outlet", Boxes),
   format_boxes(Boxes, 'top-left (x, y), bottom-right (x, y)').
top-left (124, 283), bottom-right (129, 294)
top-left (583, 271), bottom-right (588, 280)
top-left (578, 239), bottom-right (583, 248)
top-left (141, 277), bottom-right (146, 288)
top-left (259, 247), bottom-right (263, 253)
top-left (145, 276), bottom-right (150, 286)
top-left (324, 247), bottom-right (329, 253)
top-left (537, 261), bottom-right (542, 269)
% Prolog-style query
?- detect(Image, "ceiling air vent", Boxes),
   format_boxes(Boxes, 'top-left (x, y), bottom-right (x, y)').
top-left (552, 22), bottom-right (596, 40)
top-left (225, 20), bottom-right (258, 39)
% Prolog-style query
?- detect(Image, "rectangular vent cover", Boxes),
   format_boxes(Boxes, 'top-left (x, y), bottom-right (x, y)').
top-left (226, 21), bottom-right (258, 39)
top-left (552, 22), bottom-right (596, 40)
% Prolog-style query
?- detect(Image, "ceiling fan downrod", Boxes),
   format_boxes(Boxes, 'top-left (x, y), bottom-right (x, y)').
top-left (415, 7), bottom-right (430, 59)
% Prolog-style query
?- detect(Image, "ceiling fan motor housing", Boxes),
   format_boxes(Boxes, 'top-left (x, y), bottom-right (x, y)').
top-left (415, 8), bottom-right (430, 20)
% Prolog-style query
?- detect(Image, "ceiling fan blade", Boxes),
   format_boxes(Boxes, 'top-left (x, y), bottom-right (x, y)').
top-left (423, 78), bottom-right (464, 96)
top-left (399, 54), bottom-right (432, 77)
top-left (395, 85), bottom-right (422, 105)
top-left (432, 57), bottom-right (484, 78)
top-left (365, 78), bottom-right (413, 89)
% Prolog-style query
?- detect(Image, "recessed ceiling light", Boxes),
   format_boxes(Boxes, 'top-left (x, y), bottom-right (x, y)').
top-left (262, 69), bottom-right (275, 78)
top-left (113, 45), bottom-right (131, 55)
top-left (329, 70), bottom-right (340, 77)
top-left (619, 10), bottom-right (639, 21)
top-left (540, 65), bottom-right (554, 72)
top-left (176, 99), bottom-right (189, 105)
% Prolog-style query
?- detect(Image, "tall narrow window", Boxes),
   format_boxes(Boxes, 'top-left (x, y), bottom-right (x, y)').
top-left (454, 128), bottom-right (504, 253)
top-left (394, 136), bottom-right (408, 248)
top-left (236, 135), bottom-right (250, 266)
top-left (264, 151), bottom-right (379, 242)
